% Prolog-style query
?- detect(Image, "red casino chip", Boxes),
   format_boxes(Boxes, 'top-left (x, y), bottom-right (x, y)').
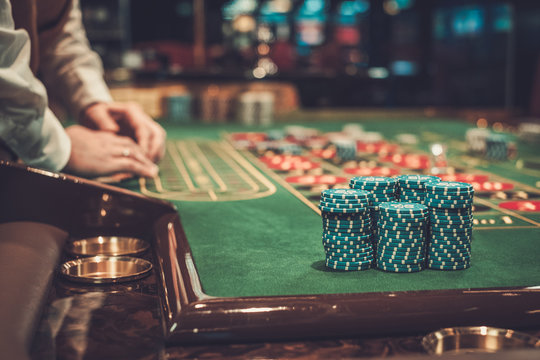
top-left (344, 167), bottom-right (400, 176)
top-left (439, 174), bottom-right (489, 183)
top-left (357, 142), bottom-right (400, 155)
top-left (381, 154), bottom-right (430, 170)
top-left (230, 132), bottom-right (267, 142)
top-left (472, 181), bottom-right (514, 192)
top-left (499, 200), bottom-right (540, 212)
top-left (260, 155), bottom-right (320, 171)
top-left (284, 135), bottom-right (302, 144)
top-left (259, 154), bottom-right (300, 164)
top-left (285, 175), bottom-right (348, 186)
top-left (310, 148), bottom-right (336, 159)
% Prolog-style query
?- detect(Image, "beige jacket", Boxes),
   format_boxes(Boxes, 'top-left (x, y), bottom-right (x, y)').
top-left (0, 0), bottom-right (112, 171)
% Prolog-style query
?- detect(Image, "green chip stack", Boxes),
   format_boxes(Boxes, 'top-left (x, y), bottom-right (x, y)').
top-left (425, 181), bottom-right (474, 270)
top-left (319, 189), bottom-right (374, 271)
top-left (332, 139), bottom-right (357, 162)
top-left (349, 176), bottom-right (398, 254)
top-left (375, 202), bottom-right (428, 273)
top-left (485, 133), bottom-right (509, 161)
top-left (396, 175), bottom-right (441, 205)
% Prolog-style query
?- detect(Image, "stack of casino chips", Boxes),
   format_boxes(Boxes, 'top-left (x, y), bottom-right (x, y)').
top-left (376, 202), bottom-right (428, 273)
top-left (485, 133), bottom-right (509, 161)
top-left (349, 176), bottom-right (398, 252)
top-left (518, 122), bottom-right (540, 143)
top-left (332, 139), bottom-right (357, 162)
top-left (465, 128), bottom-right (490, 154)
top-left (266, 129), bottom-right (285, 141)
top-left (280, 142), bottom-right (303, 155)
top-left (320, 189), bottom-right (374, 271)
top-left (285, 125), bottom-right (319, 141)
top-left (165, 93), bottom-right (192, 124)
top-left (396, 175), bottom-right (441, 205)
top-left (425, 181), bottom-right (474, 270)
top-left (258, 140), bottom-right (302, 155)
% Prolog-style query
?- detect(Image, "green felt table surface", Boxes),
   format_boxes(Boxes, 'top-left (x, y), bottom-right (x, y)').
top-left (121, 115), bottom-right (540, 298)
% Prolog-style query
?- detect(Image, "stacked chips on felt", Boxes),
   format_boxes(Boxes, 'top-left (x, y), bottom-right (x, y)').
top-left (466, 128), bottom-right (490, 154)
top-left (376, 202), bottom-right (428, 273)
top-left (319, 189), bottom-right (374, 271)
top-left (349, 176), bottom-right (398, 253)
top-left (254, 140), bottom-right (302, 155)
top-left (485, 133), bottom-right (509, 161)
top-left (425, 181), bottom-right (474, 270)
top-left (332, 139), bottom-right (357, 162)
top-left (266, 129), bottom-right (285, 140)
top-left (396, 175), bottom-right (441, 205)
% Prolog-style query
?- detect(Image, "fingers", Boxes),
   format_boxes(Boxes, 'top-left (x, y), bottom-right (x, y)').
top-left (111, 155), bottom-right (158, 178)
top-left (64, 125), bottom-right (159, 179)
top-left (114, 139), bottom-right (159, 177)
top-left (143, 121), bottom-right (167, 162)
top-left (81, 103), bottom-right (120, 132)
top-left (105, 102), bottom-right (166, 162)
top-left (81, 101), bottom-right (166, 163)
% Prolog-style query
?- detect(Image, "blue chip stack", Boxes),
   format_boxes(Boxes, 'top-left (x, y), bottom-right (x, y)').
top-left (320, 189), bottom-right (374, 271)
top-left (425, 181), bottom-right (474, 270)
top-left (485, 133), bottom-right (508, 161)
top-left (349, 176), bottom-right (398, 252)
top-left (396, 175), bottom-right (441, 204)
top-left (332, 139), bottom-right (357, 162)
top-left (375, 202), bottom-right (428, 273)
top-left (166, 93), bottom-right (192, 124)
top-left (278, 141), bottom-right (303, 155)
top-left (266, 129), bottom-right (285, 141)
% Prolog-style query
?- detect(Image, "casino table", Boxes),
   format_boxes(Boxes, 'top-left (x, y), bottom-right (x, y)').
top-left (1, 114), bottom-right (540, 358)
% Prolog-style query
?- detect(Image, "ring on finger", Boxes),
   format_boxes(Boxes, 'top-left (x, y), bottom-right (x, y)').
top-left (122, 148), bottom-right (131, 157)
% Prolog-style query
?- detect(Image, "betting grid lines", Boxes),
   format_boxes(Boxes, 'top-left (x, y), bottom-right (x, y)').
top-left (235, 134), bottom-right (540, 232)
top-left (138, 139), bottom-right (276, 201)
top-left (424, 131), bottom-right (540, 230)
top-left (136, 133), bottom-right (540, 230)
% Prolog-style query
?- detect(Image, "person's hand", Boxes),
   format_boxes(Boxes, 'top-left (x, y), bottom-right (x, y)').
top-left (81, 102), bottom-right (166, 162)
top-left (63, 125), bottom-right (158, 178)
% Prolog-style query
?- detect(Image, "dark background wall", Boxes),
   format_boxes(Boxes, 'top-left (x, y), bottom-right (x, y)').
top-left (80, 0), bottom-right (540, 113)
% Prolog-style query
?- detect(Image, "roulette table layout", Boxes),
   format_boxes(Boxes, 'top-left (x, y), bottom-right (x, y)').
top-left (1, 114), bottom-right (539, 358)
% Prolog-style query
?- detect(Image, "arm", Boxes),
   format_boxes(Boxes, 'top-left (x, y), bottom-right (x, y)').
top-left (0, 0), bottom-right (157, 178)
top-left (38, 0), bottom-right (112, 117)
top-left (39, 0), bottom-right (166, 162)
top-left (0, 0), bottom-right (70, 171)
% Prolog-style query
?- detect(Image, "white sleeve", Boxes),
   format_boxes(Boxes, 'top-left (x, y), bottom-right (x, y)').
top-left (39, 0), bottom-right (113, 119)
top-left (0, 0), bottom-right (71, 171)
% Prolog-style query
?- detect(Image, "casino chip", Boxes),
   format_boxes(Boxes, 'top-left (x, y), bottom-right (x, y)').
top-left (260, 155), bottom-right (320, 171)
top-left (322, 188), bottom-right (371, 200)
top-left (381, 153), bottom-right (430, 170)
top-left (425, 181), bottom-right (474, 195)
top-left (332, 138), bottom-right (357, 162)
top-left (485, 133), bottom-right (509, 161)
top-left (425, 181), bottom-right (474, 271)
top-left (466, 128), bottom-right (490, 154)
top-left (320, 188), bottom-right (374, 271)
top-left (344, 167), bottom-right (400, 177)
top-left (349, 176), bottom-right (399, 249)
top-left (396, 175), bottom-right (440, 205)
top-left (395, 133), bottom-right (418, 145)
top-left (286, 175), bottom-right (348, 186)
top-left (374, 201), bottom-right (428, 273)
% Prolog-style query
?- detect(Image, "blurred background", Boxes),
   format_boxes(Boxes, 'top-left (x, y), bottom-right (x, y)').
top-left (79, 0), bottom-right (540, 118)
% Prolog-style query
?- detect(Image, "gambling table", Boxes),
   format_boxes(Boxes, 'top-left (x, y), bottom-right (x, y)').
top-left (1, 113), bottom-right (540, 359)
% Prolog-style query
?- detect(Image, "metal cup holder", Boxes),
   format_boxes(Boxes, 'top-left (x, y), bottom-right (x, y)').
top-left (60, 236), bottom-right (151, 284)
top-left (59, 256), bottom-right (152, 284)
top-left (422, 326), bottom-right (540, 355)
